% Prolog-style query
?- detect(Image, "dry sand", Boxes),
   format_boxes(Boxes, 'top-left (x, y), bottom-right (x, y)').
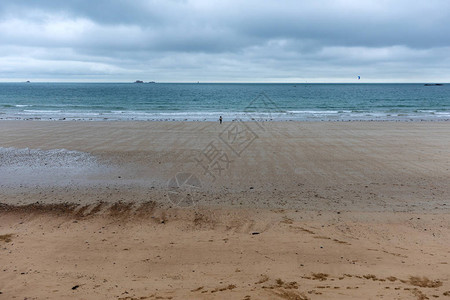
top-left (0, 121), bottom-right (449, 299)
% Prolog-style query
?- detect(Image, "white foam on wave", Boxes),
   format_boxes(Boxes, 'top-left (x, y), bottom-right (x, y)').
top-left (1, 109), bottom-right (450, 121)
top-left (287, 110), bottom-right (340, 114)
top-left (23, 109), bottom-right (62, 114)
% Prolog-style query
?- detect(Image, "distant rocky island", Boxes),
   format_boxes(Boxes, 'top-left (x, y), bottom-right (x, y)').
top-left (134, 80), bottom-right (156, 84)
top-left (424, 83), bottom-right (443, 86)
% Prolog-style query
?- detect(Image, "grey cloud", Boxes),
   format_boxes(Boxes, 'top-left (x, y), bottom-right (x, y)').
top-left (3, 0), bottom-right (450, 49)
top-left (0, 0), bottom-right (449, 82)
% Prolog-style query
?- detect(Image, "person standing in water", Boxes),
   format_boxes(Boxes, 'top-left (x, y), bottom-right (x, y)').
top-left (219, 116), bottom-right (222, 124)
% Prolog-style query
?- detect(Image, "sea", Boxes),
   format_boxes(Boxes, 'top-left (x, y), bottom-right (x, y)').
top-left (0, 83), bottom-right (449, 121)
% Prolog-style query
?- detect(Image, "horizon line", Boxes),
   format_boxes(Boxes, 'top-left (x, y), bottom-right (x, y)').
top-left (0, 81), bottom-right (448, 84)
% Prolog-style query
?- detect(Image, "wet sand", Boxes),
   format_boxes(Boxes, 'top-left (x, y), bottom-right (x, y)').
top-left (0, 121), bottom-right (449, 299)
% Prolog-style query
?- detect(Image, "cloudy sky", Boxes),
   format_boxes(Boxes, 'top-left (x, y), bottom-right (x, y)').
top-left (0, 0), bottom-right (449, 82)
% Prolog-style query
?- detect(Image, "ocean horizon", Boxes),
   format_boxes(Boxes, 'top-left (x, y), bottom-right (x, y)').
top-left (1, 82), bottom-right (449, 121)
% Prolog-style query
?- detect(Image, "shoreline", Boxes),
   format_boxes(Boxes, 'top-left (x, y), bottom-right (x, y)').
top-left (2, 118), bottom-right (450, 122)
top-left (0, 119), bottom-right (450, 123)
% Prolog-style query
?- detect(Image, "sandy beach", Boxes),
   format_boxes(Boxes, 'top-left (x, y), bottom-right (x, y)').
top-left (1, 121), bottom-right (449, 299)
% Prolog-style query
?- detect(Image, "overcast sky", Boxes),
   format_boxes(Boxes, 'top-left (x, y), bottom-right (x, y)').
top-left (0, 0), bottom-right (449, 82)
